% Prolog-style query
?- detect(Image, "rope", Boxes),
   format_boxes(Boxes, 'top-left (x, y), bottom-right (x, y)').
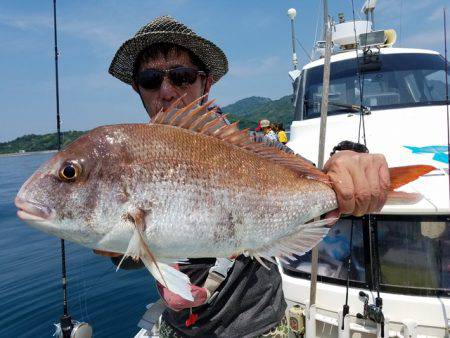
top-left (312, 0), bottom-right (322, 57)
top-left (295, 37), bottom-right (313, 62)
top-left (350, 0), bottom-right (368, 147)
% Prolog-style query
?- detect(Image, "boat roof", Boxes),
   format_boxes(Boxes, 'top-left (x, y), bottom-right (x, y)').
top-left (302, 47), bottom-right (441, 70)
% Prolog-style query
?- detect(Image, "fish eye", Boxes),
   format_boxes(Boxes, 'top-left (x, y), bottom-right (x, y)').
top-left (59, 161), bottom-right (82, 182)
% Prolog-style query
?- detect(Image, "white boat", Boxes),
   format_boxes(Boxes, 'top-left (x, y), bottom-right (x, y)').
top-left (136, 3), bottom-right (450, 338)
top-left (282, 3), bottom-right (450, 338)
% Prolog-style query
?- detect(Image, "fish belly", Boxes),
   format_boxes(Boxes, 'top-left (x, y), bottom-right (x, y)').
top-left (143, 180), bottom-right (337, 260)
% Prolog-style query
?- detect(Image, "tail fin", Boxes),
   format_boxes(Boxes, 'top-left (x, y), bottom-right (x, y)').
top-left (386, 165), bottom-right (436, 205)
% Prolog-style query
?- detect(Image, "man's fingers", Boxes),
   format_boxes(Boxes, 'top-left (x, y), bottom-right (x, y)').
top-left (328, 170), bottom-right (355, 215)
top-left (365, 161), bottom-right (382, 213)
top-left (348, 159), bottom-right (371, 216)
top-left (324, 151), bottom-right (390, 216)
top-left (376, 158), bottom-right (390, 211)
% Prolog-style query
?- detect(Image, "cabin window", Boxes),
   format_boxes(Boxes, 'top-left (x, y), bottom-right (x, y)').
top-left (283, 218), bottom-right (366, 283)
top-left (282, 215), bottom-right (450, 296)
top-left (424, 69), bottom-right (449, 100)
top-left (302, 53), bottom-right (450, 120)
top-left (377, 218), bottom-right (449, 291)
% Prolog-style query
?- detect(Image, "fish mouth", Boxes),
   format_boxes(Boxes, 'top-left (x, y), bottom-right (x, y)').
top-left (15, 197), bottom-right (55, 222)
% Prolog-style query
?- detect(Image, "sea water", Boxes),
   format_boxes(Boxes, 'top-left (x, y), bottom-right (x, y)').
top-left (0, 153), bottom-right (158, 337)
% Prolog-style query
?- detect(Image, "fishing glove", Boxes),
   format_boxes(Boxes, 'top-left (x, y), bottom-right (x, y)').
top-left (157, 282), bottom-right (208, 311)
top-left (156, 264), bottom-right (208, 311)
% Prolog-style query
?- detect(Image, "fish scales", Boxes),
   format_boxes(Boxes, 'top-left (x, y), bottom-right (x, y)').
top-left (16, 122), bottom-right (337, 259)
top-left (89, 123), bottom-right (338, 258)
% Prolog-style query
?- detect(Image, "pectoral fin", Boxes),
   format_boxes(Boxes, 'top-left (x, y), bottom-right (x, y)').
top-left (119, 208), bottom-right (194, 301)
top-left (251, 218), bottom-right (336, 268)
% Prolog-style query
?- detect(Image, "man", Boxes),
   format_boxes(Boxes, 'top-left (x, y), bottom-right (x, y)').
top-left (259, 119), bottom-right (277, 142)
top-left (108, 16), bottom-right (390, 337)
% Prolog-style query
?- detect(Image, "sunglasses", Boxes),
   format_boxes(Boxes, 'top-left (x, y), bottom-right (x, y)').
top-left (137, 67), bottom-right (206, 90)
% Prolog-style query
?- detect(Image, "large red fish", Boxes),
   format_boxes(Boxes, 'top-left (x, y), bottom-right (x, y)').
top-left (15, 98), bottom-right (434, 300)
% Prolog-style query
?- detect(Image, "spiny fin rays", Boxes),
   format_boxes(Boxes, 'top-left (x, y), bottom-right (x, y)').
top-left (178, 101), bottom-right (215, 128)
top-left (252, 218), bottom-right (336, 267)
top-left (152, 99), bottom-right (331, 184)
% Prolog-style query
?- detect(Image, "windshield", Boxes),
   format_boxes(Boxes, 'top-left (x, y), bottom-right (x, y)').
top-left (282, 215), bottom-right (450, 296)
top-left (303, 53), bottom-right (449, 119)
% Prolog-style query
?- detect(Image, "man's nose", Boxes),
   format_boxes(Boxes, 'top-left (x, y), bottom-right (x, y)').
top-left (159, 77), bottom-right (178, 101)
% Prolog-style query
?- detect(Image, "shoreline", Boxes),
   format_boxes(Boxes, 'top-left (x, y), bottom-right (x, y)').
top-left (0, 150), bottom-right (58, 158)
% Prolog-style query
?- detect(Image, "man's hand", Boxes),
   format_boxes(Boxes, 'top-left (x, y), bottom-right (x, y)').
top-left (156, 264), bottom-right (208, 311)
top-left (324, 150), bottom-right (390, 217)
top-left (157, 282), bottom-right (208, 311)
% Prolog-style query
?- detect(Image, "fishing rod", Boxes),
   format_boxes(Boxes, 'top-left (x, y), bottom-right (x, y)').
top-left (52, 1), bottom-right (72, 335)
top-left (52, 1), bottom-right (92, 337)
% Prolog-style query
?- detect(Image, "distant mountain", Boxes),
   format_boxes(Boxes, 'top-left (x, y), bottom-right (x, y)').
top-left (222, 96), bottom-right (272, 117)
top-left (0, 131), bottom-right (86, 155)
top-left (222, 95), bottom-right (294, 130)
top-left (0, 94), bottom-right (294, 154)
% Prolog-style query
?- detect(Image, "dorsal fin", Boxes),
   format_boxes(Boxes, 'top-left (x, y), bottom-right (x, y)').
top-left (151, 100), bottom-right (330, 184)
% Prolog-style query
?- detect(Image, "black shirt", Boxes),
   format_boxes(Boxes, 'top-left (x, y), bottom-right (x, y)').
top-left (162, 255), bottom-right (286, 338)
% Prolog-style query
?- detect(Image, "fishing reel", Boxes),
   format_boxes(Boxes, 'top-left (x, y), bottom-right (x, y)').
top-left (357, 291), bottom-right (385, 337)
top-left (54, 315), bottom-right (92, 338)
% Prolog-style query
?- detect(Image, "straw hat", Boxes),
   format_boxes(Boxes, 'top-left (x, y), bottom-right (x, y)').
top-left (109, 15), bottom-right (228, 85)
top-left (260, 119), bottom-right (270, 128)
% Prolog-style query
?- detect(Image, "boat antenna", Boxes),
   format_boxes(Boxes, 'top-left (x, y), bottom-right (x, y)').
top-left (287, 8), bottom-right (298, 70)
top-left (286, 8), bottom-right (312, 67)
top-left (444, 7), bottom-right (450, 205)
top-left (52, 3), bottom-right (93, 337)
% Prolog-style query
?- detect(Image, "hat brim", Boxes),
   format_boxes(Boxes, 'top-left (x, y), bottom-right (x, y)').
top-left (109, 32), bottom-right (228, 85)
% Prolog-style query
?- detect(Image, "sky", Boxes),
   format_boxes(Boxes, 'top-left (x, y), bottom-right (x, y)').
top-left (0, 0), bottom-right (449, 142)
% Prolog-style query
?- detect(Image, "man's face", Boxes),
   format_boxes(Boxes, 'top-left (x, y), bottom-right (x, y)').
top-left (134, 49), bottom-right (212, 118)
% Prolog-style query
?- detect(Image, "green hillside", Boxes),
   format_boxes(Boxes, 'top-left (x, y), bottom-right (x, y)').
top-left (0, 94), bottom-right (294, 154)
top-left (222, 95), bottom-right (294, 130)
top-left (0, 131), bottom-right (86, 154)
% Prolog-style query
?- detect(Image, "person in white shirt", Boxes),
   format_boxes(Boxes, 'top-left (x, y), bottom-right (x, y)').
top-left (260, 119), bottom-right (277, 142)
